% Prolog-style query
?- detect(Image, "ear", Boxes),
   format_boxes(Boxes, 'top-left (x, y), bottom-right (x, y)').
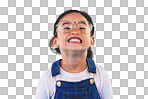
top-left (89, 36), bottom-right (95, 48)
top-left (52, 36), bottom-right (59, 48)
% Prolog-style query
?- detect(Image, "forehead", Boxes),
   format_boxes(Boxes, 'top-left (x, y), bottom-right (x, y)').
top-left (60, 12), bottom-right (88, 23)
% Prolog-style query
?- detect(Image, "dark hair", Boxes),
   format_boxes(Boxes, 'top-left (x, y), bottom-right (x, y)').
top-left (49, 9), bottom-right (94, 59)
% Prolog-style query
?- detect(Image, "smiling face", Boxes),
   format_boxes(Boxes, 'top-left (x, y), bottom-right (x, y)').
top-left (52, 12), bottom-right (95, 53)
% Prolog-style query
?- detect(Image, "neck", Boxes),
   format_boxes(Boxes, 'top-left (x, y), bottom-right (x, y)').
top-left (60, 50), bottom-right (88, 73)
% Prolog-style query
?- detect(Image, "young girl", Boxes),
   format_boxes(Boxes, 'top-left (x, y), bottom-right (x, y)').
top-left (35, 10), bottom-right (113, 99)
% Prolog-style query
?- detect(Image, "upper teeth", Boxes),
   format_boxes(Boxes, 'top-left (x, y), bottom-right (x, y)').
top-left (69, 39), bottom-right (81, 42)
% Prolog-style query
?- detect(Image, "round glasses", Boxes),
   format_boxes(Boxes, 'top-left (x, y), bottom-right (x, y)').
top-left (56, 20), bottom-right (93, 34)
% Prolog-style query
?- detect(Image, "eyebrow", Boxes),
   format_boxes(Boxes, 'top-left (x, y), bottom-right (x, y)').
top-left (60, 20), bottom-right (88, 25)
top-left (78, 21), bottom-right (87, 25)
top-left (62, 21), bottom-right (71, 26)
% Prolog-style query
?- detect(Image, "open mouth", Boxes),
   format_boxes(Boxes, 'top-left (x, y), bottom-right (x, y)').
top-left (68, 38), bottom-right (82, 43)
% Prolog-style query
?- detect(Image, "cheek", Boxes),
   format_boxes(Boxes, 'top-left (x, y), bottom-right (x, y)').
top-left (59, 38), bottom-right (66, 44)
top-left (57, 34), bottom-right (67, 44)
top-left (86, 36), bottom-right (91, 43)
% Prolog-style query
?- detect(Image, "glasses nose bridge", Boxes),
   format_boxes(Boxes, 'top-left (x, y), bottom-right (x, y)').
top-left (71, 22), bottom-right (79, 31)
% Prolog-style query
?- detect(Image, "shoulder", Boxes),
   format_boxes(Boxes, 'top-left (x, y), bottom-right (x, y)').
top-left (95, 63), bottom-right (107, 75)
top-left (35, 68), bottom-right (52, 99)
top-left (38, 67), bottom-right (55, 95)
top-left (94, 63), bottom-right (113, 99)
top-left (38, 67), bottom-right (54, 86)
top-left (95, 63), bottom-right (111, 82)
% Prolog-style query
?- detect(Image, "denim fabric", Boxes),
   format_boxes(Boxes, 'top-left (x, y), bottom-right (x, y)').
top-left (51, 58), bottom-right (101, 99)
top-left (54, 78), bottom-right (101, 99)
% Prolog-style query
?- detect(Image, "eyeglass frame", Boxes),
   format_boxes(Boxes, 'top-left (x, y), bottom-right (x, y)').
top-left (56, 20), bottom-right (94, 34)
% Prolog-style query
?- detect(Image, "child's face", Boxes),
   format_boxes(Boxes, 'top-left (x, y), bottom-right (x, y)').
top-left (52, 12), bottom-right (95, 53)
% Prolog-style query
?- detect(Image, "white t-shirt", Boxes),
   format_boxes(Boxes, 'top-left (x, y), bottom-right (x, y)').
top-left (35, 63), bottom-right (113, 99)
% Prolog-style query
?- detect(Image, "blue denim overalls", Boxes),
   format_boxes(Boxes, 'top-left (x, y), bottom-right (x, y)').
top-left (51, 58), bottom-right (101, 99)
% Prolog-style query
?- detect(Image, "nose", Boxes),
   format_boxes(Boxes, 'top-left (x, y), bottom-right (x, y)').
top-left (70, 23), bottom-right (80, 35)
top-left (70, 29), bottom-right (80, 35)
top-left (71, 32), bottom-right (79, 35)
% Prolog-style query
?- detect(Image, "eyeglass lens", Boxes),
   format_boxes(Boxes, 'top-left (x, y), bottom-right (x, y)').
top-left (58, 21), bottom-right (91, 34)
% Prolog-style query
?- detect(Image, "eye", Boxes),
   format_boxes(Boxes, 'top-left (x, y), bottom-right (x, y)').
top-left (64, 27), bottom-right (71, 30)
top-left (79, 27), bottom-right (86, 30)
